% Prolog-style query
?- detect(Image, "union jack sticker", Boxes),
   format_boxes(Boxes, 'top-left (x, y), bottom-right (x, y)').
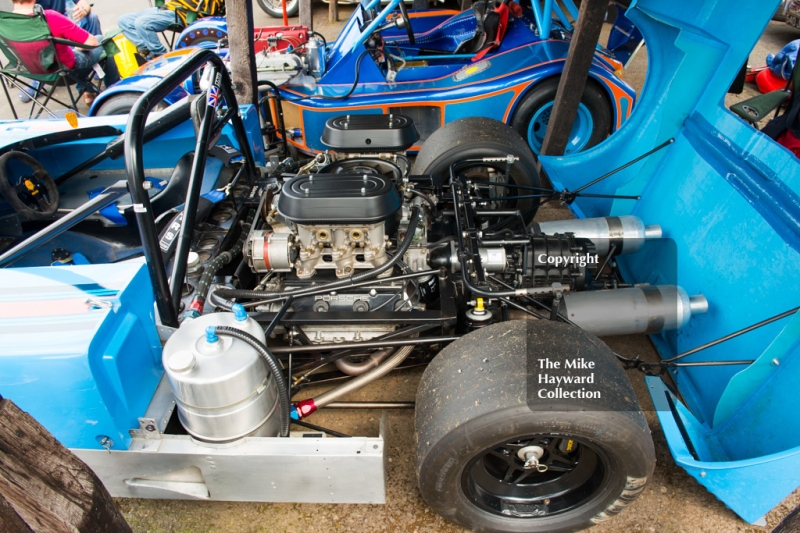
top-left (207, 85), bottom-right (221, 108)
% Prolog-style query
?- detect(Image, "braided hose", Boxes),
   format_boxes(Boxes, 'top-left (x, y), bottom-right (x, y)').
top-left (184, 210), bottom-right (254, 318)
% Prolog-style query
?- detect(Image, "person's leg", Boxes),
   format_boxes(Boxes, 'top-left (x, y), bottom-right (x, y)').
top-left (78, 13), bottom-right (102, 36)
top-left (118, 8), bottom-right (160, 51)
top-left (71, 36), bottom-right (105, 99)
top-left (133, 9), bottom-right (177, 56)
top-left (72, 37), bottom-right (104, 71)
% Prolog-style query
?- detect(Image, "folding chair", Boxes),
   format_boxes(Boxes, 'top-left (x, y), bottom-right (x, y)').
top-left (730, 59), bottom-right (800, 127)
top-left (149, 0), bottom-right (201, 53)
top-left (0, 6), bottom-right (119, 119)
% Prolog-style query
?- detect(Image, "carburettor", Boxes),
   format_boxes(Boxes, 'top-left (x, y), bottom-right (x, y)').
top-left (247, 173), bottom-right (402, 278)
top-left (292, 221), bottom-right (389, 278)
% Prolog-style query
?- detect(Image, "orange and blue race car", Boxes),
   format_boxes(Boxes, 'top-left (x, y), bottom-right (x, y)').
top-left (90, 0), bottom-right (635, 156)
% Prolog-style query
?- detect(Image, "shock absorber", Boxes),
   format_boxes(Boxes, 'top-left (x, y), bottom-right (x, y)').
top-left (560, 285), bottom-right (708, 336)
top-left (532, 216), bottom-right (662, 255)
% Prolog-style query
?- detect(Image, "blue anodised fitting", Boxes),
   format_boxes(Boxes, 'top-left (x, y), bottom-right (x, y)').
top-left (289, 405), bottom-right (300, 420)
top-left (232, 303), bottom-right (248, 322)
top-left (290, 128), bottom-right (302, 139)
top-left (205, 325), bottom-right (219, 344)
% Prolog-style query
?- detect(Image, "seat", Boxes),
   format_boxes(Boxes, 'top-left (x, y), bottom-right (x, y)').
top-left (0, 6), bottom-right (120, 119)
top-left (454, 0), bottom-right (510, 60)
top-left (730, 59), bottom-right (800, 127)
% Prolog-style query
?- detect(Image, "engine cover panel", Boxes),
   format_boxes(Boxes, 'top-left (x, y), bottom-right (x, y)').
top-left (321, 114), bottom-right (419, 152)
top-left (277, 174), bottom-right (401, 224)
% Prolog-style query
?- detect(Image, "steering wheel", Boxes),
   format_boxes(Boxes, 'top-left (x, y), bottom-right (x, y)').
top-left (398, 0), bottom-right (415, 45)
top-left (0, 151), bottom-right (59, 220)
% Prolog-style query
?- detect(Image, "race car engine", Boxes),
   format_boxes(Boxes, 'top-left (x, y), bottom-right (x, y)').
top-left (248, 173), bottom-right (401, 279)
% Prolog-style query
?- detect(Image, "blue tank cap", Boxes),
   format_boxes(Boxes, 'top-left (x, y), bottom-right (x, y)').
top-left (205, 326), bottom-right (219, 343)
top-left (232, 303), bottom-right (248, 322)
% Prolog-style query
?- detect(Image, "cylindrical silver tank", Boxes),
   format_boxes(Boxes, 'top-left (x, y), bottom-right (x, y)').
top-left (534, 216), bottom-right (662, 255)
top-left (306, 37), bottom-right (326, 79)
top-left (450, 247), bottom-right (506, 272)
top-left (560, 285), bottom-right (708, 336)
top-left (162, 308), bottom-right (281, 442)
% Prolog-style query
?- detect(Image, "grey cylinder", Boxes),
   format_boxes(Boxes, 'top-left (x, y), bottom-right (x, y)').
top-left (535, 216), bottom-right (661, 255)
top-left (306, 37), bottom-right (326, 79)
top-left (162, 312), bottom-right (281, 443)
top-left (450, 247), bottom-right (506, 272)
top-left (247, 230), bottom-right (294, 273)
top-left (560, 285), bottom-right (708, 336)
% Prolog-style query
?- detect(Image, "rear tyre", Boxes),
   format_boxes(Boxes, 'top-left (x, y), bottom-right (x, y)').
top-left (415, 321), bottom-right (655, 533)
top-left (511, 77), bottom-right (612, 156)
top-left (413, 117), bottom-right (542, 220)
top-left (256, 0), bottom-right (300, 18)
top-left (93, 93), bottom-right (141, 116)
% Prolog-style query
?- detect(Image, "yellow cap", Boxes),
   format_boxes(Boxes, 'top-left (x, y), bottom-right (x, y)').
top-left (475, 298), bottom-right (485, 312)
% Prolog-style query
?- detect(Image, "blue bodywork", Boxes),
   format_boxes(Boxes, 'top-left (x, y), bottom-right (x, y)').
top-left (540, 0), bottom-right (800, 524)
top-left (0, 262), bottom-right (162, 450)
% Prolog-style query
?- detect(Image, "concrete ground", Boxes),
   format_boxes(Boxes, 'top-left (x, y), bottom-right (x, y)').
top-left (1, 2), bottom-right (799, 532)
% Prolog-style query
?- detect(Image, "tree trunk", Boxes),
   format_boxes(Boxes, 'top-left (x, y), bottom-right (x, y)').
top-left (0, 399), bottom-right (131, 533)
top-left (300, 0), bottom-right (314, 30)
top-left (329, 0), bottom-right (339, 23)
top-left (540, 0), bottom-right (609, 156)
top-left (226, 0), bottom-right (259, 108)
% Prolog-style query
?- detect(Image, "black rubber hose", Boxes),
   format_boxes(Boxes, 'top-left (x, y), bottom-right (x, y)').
top-left (207, 285), bottom-right (235, 310)
top-left (310, 31), bottom-right (327, 49)
top-left (214, 326), bottom-right (291, 438)
top-left (215, 206), bottom-right (422, 301)
top-left (258, 81), bottom-right (288, 154)
top-left (317, 49), bottom-right (370, 101)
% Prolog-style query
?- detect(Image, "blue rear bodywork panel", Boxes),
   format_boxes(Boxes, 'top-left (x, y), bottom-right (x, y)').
top-left (0, 262), bottom-right (163, 451)
top-left (540, 0), bottom-right (800, 524)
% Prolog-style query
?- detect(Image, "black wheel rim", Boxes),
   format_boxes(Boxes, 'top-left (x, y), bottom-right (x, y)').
top-left (461, 434), bottom-right (609, 518)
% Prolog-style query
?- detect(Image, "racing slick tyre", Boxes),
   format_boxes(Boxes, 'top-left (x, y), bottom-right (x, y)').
top-left (256, 0), bottom-right (300, 18)
top-left (93, 93), bottom-right (141, 116)
top-left (413, 117), bottom-right (542, 220)
top-left (511, 77), bottom-right (613, 156)
top-left (415, 320), bottom-right (655, 533)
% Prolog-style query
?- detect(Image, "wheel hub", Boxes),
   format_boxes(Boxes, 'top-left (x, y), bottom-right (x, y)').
top-left (517, 445), bottom-right (548, 471)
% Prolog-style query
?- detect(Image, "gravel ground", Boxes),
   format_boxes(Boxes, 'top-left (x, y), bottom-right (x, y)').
top-left (1, 2), bottom-right (798, 532)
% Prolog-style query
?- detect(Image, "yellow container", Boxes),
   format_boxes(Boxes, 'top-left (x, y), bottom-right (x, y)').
top-left (112, 34), bottom-right (140, 79)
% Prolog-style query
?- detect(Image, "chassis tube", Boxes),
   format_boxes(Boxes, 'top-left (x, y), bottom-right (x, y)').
top-left (124, 49), bottom-right (256, 327)
top-left (0, 181), bottom-right (128, 267)
top-left (169, 67), bottom-right (220, 312)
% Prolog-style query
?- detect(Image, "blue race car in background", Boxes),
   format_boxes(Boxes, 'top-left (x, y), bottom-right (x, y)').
top-left (90, 0), bottom-right (635, 156)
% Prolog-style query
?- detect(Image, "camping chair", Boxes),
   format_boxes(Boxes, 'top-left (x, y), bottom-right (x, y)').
top-left (730, 58), bottom-right (800, 127)
top-left (0, 6), bottom-right (119, 119)
top-left (149, 0), bottom-right (210, 52)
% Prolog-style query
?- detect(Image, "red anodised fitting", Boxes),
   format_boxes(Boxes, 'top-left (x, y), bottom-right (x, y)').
top-left (291, 398), bottom-right (317, 420)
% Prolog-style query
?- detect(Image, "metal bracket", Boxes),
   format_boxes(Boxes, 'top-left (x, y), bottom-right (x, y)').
top-left (138, 418), bottom-right (161, 439)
